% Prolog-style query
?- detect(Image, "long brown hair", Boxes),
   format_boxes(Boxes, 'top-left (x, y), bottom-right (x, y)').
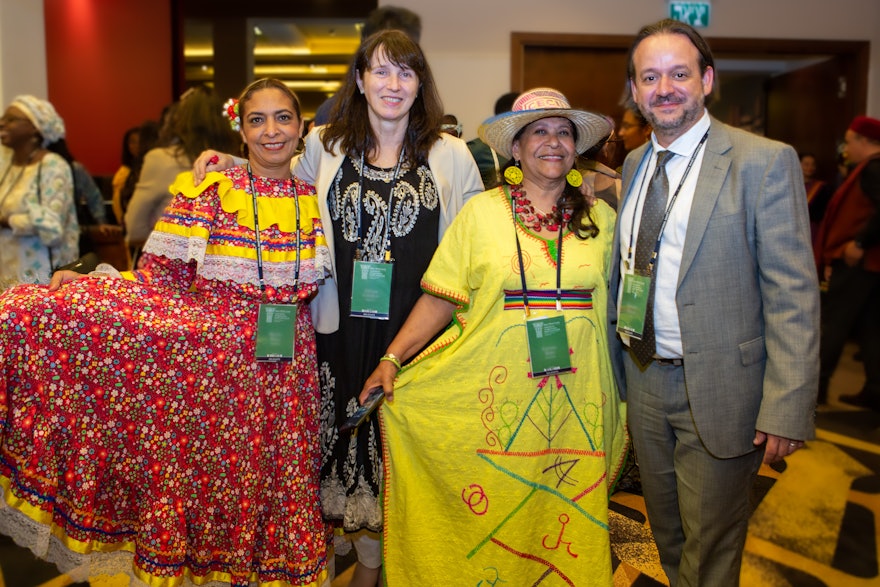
top-left (161, 85), bottom-right (241, 164)
top-left (320, 29), bottom-right (444, 166)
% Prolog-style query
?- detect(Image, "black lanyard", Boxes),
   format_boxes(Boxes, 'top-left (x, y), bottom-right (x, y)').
top-left (247, 164), bottom-right (301, 299)
top-left (510, 186), bottom-right (565, 317)
top-left (355, 150), bottom-right (404, 262)
top-left (625, 129), bottom-right (709, 272)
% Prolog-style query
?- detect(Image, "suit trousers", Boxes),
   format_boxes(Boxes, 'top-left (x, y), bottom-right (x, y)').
top-left (624, 352), bottom-right (763, 587)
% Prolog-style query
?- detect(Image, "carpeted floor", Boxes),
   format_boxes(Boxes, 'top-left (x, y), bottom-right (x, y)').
top-left (605, 344), bottom-right (880, 587)
top-left (1, 344), bottom-right (876, 587)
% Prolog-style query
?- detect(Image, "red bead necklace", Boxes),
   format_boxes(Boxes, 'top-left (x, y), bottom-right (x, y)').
top-left (510, 184), bottom-right (571, 232)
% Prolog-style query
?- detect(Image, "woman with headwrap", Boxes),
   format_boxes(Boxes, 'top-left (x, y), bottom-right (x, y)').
top-left (0, 95), bottom-right (78, 289)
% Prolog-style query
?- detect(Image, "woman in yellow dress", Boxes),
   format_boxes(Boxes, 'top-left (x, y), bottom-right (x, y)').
top-left (361, 88), bottom-right (629, 585)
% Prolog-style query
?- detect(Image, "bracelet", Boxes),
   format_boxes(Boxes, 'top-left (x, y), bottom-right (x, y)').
top-left (380, 353), bottom-right (402, 371)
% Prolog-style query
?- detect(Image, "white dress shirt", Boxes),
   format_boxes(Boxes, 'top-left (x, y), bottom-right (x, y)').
top-left (618, 110), bottom-right (711, 358)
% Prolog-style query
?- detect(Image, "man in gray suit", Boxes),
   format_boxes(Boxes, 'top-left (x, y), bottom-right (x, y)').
top-left (608, 19), bottom-right (819, 586)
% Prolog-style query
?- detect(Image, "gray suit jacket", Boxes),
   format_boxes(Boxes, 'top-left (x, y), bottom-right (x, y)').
top-left (608, 117), bottom-right (819, 458)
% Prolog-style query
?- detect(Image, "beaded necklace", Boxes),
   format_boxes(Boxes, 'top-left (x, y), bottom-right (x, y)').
top-left (509, 183), bottom-right (571, 232)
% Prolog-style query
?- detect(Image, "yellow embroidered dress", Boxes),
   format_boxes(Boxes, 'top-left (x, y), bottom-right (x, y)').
top-left (381, 187), bottom-right (628, 585)
top-left (0, 166), bottom-right (331, 586)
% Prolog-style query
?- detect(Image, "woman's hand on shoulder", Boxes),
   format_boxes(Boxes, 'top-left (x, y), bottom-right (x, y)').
top-left (360, 360), bottom-right (400, 403)
top-left (48, 270), bottom-right (87, 291)
top-left (192, 150), bottom-right (233, 185)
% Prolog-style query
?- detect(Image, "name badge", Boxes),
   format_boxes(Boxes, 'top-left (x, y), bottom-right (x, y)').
top-left (256, 303), bottom-right (297, 362)
top-left (526, 314), bottom-right (572, 377)
top-left (617, 273), bottom-right (651, 340)
top-left (350, 260), bottom-right (393, 320)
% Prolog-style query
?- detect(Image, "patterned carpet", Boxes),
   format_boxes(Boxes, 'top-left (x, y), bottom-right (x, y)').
top-left (2, 346), bottom-right (877, 587)
top-left (606, 343), bottom-right (880, 587)
top-left (608, 413), bottom-right (880, 586)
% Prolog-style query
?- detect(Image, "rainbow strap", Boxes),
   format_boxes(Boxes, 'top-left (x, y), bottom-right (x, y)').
top-left (503, 289), bottom-right (593, 311)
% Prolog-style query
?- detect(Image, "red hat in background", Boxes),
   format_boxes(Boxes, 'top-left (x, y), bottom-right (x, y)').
top-left (849, 116), bottom-right (880, 142)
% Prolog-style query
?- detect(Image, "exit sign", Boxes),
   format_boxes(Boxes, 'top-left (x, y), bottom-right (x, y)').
top-left (669, 1), bottom-right (711, 27)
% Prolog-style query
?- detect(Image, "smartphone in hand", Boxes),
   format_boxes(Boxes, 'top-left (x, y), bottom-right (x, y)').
top-left (339, 386), bottom-right (385, 433)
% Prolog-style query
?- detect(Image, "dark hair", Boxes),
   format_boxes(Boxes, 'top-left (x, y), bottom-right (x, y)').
top-left (362, 6), bottom-right (421, 42)
top-left (120, 126), bottom-right (140, 168)
top-left (581, 132), bottom-right (613, 161)
top-left (627, 18), bottom-right (717, 106)
top-left (159, 85), bottom-right (241, 164)
top-left (236, 78), bottom-right (302, 159)
top-left (494, 92), bottom-right (519, 115)
top-left (321, 29), bottom-right (443, 167)
top-left (507, 121), bottom-right (599, 240)
top-left (119, 119), bottom-right (160, 223)
top-left (45, 136), bottom-right (75, 167)
top-left (626, 107), bottom-right (650, 128)
top-left (238, 78), bottom-right (302, 122)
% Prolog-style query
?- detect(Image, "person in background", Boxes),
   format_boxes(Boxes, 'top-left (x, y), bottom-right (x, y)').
top-left (814, 116), bottom-right (880, 408)
top-left (611, 19), bottom-right (818, 586)
top-left (48, 137), bottom-right (117, 257)
top-left (359, 87), bottom-right (627, 584)
top-left (579, 129), bottom-right (622, 210)
top-left (440, 113), bottom-right (462, 138)
top-left (0, 78), bottom-right (332, 587)
top-left (117, 119), bottom-right (160, 227)
top-left (195, 29), bottom-right (482, 587)
top-left (0, 95), bottom-right (78, 289)
top-left (466, 91), bottom-right (518, 190)
top-left (618, 106), bottom-right (652, 156)
top-left (799, 151), bottom-right (834, 244)
top-left (312, 5), bottom-right (421, 127)
top-left (125, 87), bottom-right (240, 250)
top-left (111, 125), bottom-right (141, 224)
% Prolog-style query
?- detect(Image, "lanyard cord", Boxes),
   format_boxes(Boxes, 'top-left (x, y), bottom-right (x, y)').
top-left (510, 186), bottom-right (565, 317)
top-left (355, 149), bottom-right (404, 262)
top-left (625, 129), bottom-right (710, 272)
top-left (247, 164), bottom-right (301, 300)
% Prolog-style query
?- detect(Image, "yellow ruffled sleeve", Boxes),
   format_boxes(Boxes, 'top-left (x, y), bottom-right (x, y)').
top-left (169, 171), bottom-right (317, 235)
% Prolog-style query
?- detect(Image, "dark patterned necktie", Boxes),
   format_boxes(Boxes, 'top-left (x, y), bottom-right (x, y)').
top-left (630, 150), bottom-right (674, 366)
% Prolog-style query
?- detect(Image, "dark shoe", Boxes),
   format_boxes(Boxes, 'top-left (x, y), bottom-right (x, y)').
top-left (840, 390), bottom-right (880, 411)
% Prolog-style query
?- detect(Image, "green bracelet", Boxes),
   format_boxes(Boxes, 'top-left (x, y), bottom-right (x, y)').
top-left (380, 353), bottom-right (402, 371)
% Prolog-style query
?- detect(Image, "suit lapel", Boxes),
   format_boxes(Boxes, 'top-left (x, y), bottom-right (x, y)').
top-left (678, 120), bottom-right (732, 287)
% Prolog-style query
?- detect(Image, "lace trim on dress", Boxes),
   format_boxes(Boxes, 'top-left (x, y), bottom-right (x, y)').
top-left (146, 231), bottom-right (328, 288)
top-left (0, 500), bottom-right (328, 587)
top-left (320, 470), bottom-right (383, 533)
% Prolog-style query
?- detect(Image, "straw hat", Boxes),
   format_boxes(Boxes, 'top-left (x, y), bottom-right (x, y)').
top-left (477, 88), bottom-right (611, 160)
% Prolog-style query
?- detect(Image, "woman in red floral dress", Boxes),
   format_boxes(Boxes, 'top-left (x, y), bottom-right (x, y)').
top-left (0, 79), bottom-right (332, 587)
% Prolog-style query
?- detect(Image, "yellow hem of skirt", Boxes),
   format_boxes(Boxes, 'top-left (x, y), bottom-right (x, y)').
top-left (0, 474), bottom-right (329, 587)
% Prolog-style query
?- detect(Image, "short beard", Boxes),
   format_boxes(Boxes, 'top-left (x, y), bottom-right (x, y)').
top-left (642, 99), bottom-right (703, 138)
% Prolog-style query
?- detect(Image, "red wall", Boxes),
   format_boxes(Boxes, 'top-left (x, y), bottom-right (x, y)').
top-left (44, 0), bottom-right (174, 176)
